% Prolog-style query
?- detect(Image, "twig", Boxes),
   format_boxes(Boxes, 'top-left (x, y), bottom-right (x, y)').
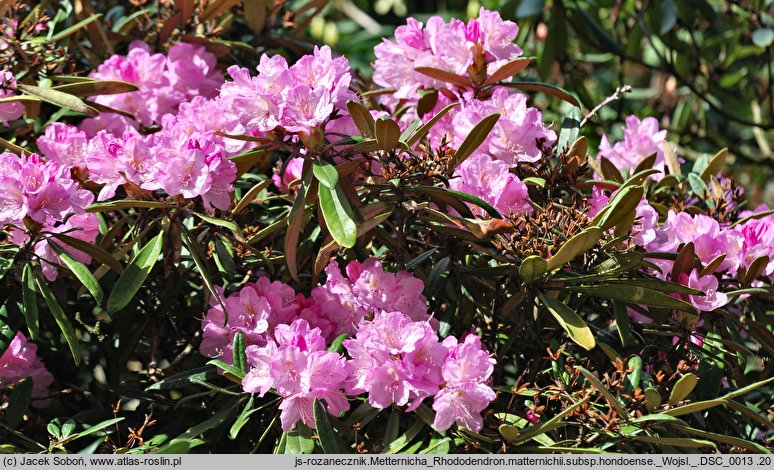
top-left (580, 85), bottom-right (632, 127)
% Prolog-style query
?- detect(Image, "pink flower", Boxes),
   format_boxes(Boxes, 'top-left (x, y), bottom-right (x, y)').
top-left (0, 152), bottom-right (93, 227)
top-left (432, 88), bottom-right (555, 165)
top-left (432, 334), bottom-right (496, 432)
top-left (0, 70), bottom-right (24, 125)
top-left (450, 154), bottom-right (531, 217)
top-left (272, 157), bottom-right (305, 193)
top-left (0, 332), bottom-right (54, 404)
top-left (373, 8), bottom-right (522, 106)
top-left (311, 258), bottom-right (433, 337)
top-left (241, 319), bottom-right (349, 431)
top-left (219, 46), bottom-right (355, 137)
top-left (632, 200), bottom-right (659, 246)
top-left (598, 115), bottom-right (671, 180)
top-left (36, 123), bottom-right (89, 169)
top-left (88, 41), bottom-right (223, 127)
top-left (683, 270), bottom-right (728, 312)
top-left (343, 311), bottom-right (446, 410)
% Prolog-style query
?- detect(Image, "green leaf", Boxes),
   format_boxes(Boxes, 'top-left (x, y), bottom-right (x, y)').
top-left (613, 301), bottom-right (630, 347)
top-left (312, 161), bottom-right (339, 189)
top-left (21, 264), bottom-right (39, 340)
top-left (374, 117), bottom-right (401, 152)
top-left (49, 242), bottom-right (104, 303)
top-left (232, 332), bottom-right (247, 376)
top-left (34, 271), bottom-right (81, 365)
top-left (51, 233), bottom-right (123, 274)
top-left (86, 200), bottom-right (172, 212)
top-left (346, 100), bottom-right (375, 138)
top-left (49, 13), bottom-right (102, 42)
top-left (644, 388), bottom-right (662, 412)
top-left (229, 396), bottom-right (260, 441)
top-left (699, 148), bottom-right (728, 182)
top-left (668, 373), bottom-right (699, 405)
top-left (4, 378), bottom-right (32, 428)
top-left (384, 420), bottom-right (425, 454)
top-left (0, 300), bottom-right (16, 358)
top-left (190, 212), bottom-right (239, 233)
top-left (575, 366), bottom-right (627, 417)
top-left (537, 292), bottom-right (595, 351)
top-left (233, 179), bottom-right (272, 214)
top-left (207, 359), bottom-right (245, 380)
top-left (546, 227), bottom-right (602, 271)
top-left (450, 113), bottom-right (500, 171)
top-left (52, 80), bottom-right (138, 97)
top-left (413, 186), bottom-right (502, 219)
top-left (17, 84), bottom-right (98, 116)
top-left (313, 399), bottom-right (341, 453)
top-left (509, 396), bottom-right (591, 445)
top-left (519, 255), bottom-right (548, 282)
top-left (564, 284), bottom-right (698, 314)
top-left (556, 107), bottom-right (582, 152)
top-left (145, 366), bottom-right (220, 391)
top-left (283, 425), bottom-right (315, 454)
top-left (500, 81), bottom-right (581, 107)
top-left (106, 231), bottom-right (164, 314)
top-left (318, 184), bottom-right (357, 248)
top-left (326, 333), bottom-right (348, 353)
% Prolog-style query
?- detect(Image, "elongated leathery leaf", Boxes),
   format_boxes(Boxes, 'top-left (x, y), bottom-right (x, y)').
top-left (318, 183), bottom-right (357, 248)
top-left (34, 271), bottom-right (81, 365)
top-left (106, 231), bottom-right (164, 314)
top-left (537, 292), bottom-right (595, 351)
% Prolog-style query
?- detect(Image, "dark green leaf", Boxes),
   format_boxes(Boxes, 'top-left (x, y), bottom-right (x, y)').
top-left (34, 271), bottom-right (81, 365)
top-left (106, 231), bottom-right (164, 314)
top-left (4, 378), bottom-right (32, 428)
top-left (49, 242), bottom-right (104, 303)
top-left (21, 264), bottom-right (39, 340)
top-left (52, 80), bottom-right (138, 97)
top-left (313, 399), bottom-right (341, 453)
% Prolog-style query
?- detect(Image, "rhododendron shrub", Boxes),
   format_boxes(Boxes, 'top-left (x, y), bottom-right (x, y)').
top-left (0, 3), bottom-right (772, 456)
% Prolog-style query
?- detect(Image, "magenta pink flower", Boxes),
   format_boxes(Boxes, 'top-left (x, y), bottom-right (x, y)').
top-left (432, 334), bottom-right (496, 432)
top-left (432, 88), bottom-right (555, 165)
top-left (632, 199), bottom-right (659, 247)
top-left (373, 8), bottom-right (522, 106)
top-left (272, 157), bottom-right (305, 193)
top-left (0, 70), bottom-right (24, 125)
top-left (241, 319), bottom-right (349, 431)
top-left (36, 123), bottom-right (89, 169)
top-left (343, 311), bottom-right (446, 410)
top-left (311, 258), bottom-right (433, 337)
top-left (598, 115), bottom-right (671, 180)
top-left (0, 332), bottom-right (54, 404)
top-left (0, 152), bottom-right (93, 227)
top-left (451, 154), bottom-right (531, 217)
top-left (682, 270), bottom-right (728, 312)
top-left (219, 46), bottom-right (355, 137)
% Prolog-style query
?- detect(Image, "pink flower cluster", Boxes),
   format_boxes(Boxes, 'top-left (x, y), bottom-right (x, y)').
top-left (200, 258), bottom-right (497, 432)
top-left (85, 41), bottom-right (223, 128)
top-left (373, 8), bottom-right (522, 105)
top-left (344, 312), bottom-right (496, 432)
top-left (0, 70), bottom-right (24, 126)
top-left (242, 319), bottom-right (349, 431)
top-left (37, 120), bottom-right (237, 210)
top-left (0, 152), bottom-right (98, 280)
top-left (220, 45), bottom-right (355, 138)
top-left (433, 88), bottom-right (555, 217)
top-left (0, 332), bottom-right (53, 403)
top-left (598, 115), bottom-right (671, 180)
